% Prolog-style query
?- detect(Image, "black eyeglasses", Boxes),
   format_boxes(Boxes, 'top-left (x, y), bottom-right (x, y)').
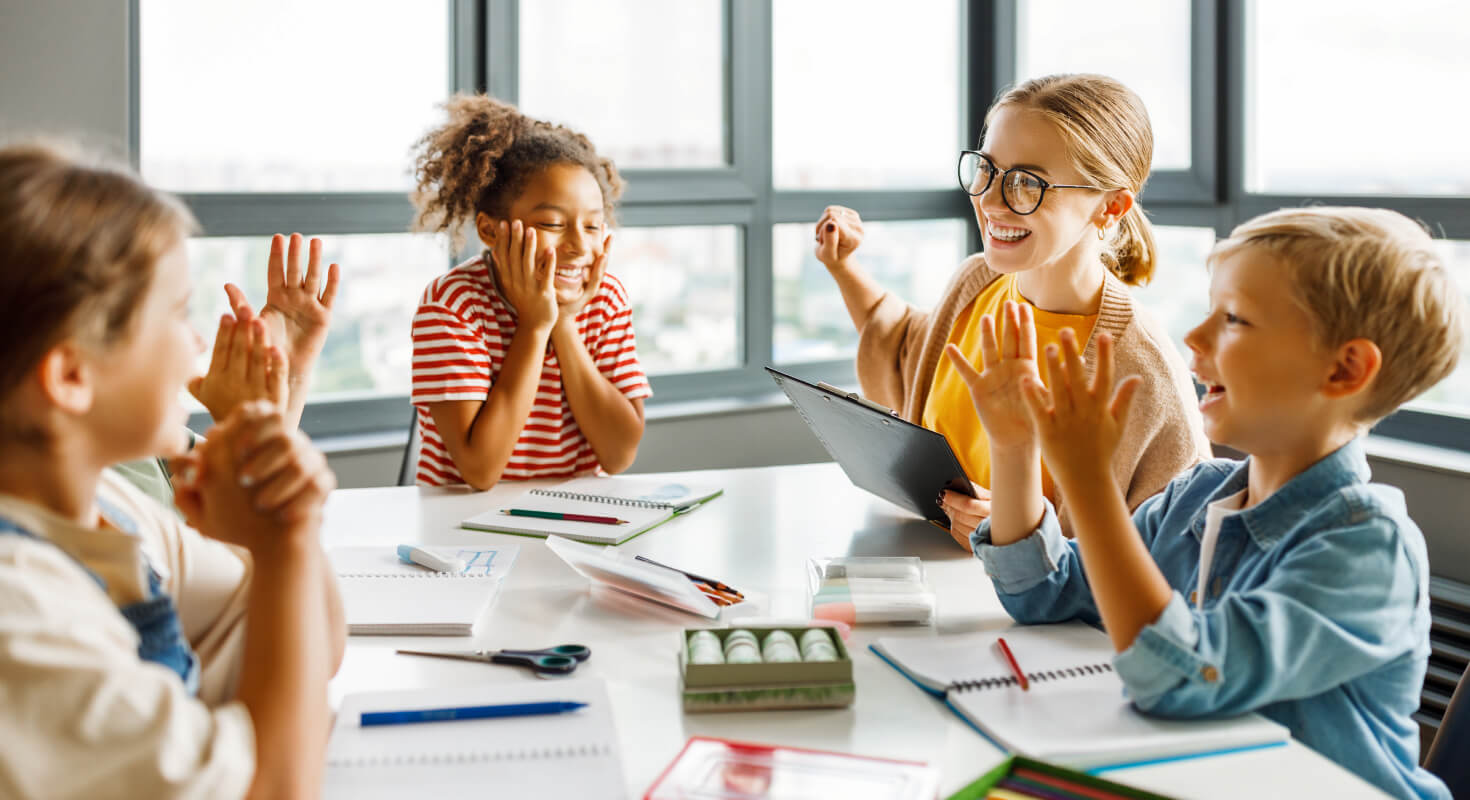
top-left (957, 151), bottom-right (1103, 215)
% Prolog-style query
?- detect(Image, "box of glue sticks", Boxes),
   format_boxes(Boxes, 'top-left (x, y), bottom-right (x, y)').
top-left (808, 557), bottom-right (936, 626)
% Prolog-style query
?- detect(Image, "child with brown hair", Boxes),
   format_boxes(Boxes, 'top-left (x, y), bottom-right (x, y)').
top-left (0, 142), bottom-right (344, 800)
top-left (814, 74), bottom-right (1210, 548)
top-left (956, 207), bottom-right (1461, 799)
top-left (408, 94), bottom-right (651, 489)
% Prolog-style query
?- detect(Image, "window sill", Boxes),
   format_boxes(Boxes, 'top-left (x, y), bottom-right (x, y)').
top-left (310, 405), bottom-right (1470, 482)
top-left (1362, 434), bottom-right (1470, 478)
top-left (312, 391), bottom-right (799, 456)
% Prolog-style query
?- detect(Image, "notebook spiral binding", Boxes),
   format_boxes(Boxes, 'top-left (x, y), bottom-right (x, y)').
top-left (949, 662), bottom-right (1113, 692)
top-left (329, 741), bottom-right (612, 767)
top-left (530, 488), bottom-right (670, 509)
top-left (335, 572), bottom-right (495, 579)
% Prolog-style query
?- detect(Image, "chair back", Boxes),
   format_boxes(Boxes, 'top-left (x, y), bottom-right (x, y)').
top-left (396, 407), bottom-right (421, 486)
top-left (1426, 667), bottom-right (1470, 796)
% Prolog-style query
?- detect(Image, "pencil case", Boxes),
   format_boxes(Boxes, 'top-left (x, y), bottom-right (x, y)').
top-left (807, 557), bottom-right (936, 626)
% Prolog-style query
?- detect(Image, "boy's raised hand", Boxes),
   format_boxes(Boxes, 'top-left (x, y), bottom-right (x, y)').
top-left (491, 219), bottom-right (558, 331)
top-left (944, 301), bottom-right (1044, 452)
top-left (1019, 329), bottom-right (1141, 490)
top-left (188, 310), bottom-right (288, 423)
top-left (814, 205), bottom-right (864, 270)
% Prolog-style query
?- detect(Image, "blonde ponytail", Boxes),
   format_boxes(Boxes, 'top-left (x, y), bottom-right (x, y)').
top-left (1105, 205), bottom-right (1157, 285)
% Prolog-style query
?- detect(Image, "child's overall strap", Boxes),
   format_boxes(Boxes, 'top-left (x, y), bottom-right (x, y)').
top-left (0, 510), bottom-right (200, 694)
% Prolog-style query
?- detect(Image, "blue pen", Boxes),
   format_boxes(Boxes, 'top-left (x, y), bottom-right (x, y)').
top-left (360, 700), bottom-right (587, 727)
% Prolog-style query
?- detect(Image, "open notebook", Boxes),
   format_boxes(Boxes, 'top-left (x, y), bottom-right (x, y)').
top-left (461, 476), bottom-right (723, 545)
top-left (872, 623), bottom-right (1289, 770)
top-left (330, 545), bottom-right (517, 635)
top-left (324, 678), bottom-right (625, 799)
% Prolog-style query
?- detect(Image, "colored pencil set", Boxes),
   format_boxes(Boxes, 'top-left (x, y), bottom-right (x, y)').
top-left (635, 555), bottom-right (744, 607)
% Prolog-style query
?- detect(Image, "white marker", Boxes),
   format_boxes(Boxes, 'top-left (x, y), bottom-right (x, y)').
top-left (396, 544), bottom-right (466, 573)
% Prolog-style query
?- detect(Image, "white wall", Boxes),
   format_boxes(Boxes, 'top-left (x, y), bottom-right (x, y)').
top-left (0, 0), bottom-right (131, 152)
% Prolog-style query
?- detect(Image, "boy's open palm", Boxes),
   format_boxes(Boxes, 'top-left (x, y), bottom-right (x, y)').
top-left (944, 301), bottom-right (1044, 451)
top-left (492, 219), bottom-right (558, 330)
top-left (1020, 330), bottom-right (1141, 490)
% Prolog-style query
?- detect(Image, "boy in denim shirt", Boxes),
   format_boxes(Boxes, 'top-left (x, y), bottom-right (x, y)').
top-left (944, 207), bottom-right (1462, 799)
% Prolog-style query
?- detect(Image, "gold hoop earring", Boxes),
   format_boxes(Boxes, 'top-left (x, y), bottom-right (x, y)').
top-left (1097, 226), bottom-right (1107, 241)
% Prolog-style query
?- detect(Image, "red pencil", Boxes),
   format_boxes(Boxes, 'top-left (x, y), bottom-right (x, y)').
top-left (996, 636), bottom-right (1029, 691)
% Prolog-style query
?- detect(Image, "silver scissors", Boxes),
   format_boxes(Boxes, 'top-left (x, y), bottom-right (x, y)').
top-left (395, 644), bottom-right (591, 676)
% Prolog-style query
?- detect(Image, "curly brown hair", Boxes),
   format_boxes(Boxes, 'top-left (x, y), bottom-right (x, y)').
top-left (411, 93), bottom-right (625, 250)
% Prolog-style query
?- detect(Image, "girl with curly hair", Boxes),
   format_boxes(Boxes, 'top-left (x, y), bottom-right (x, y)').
top-left (409, 94), bottom-right (650, 488)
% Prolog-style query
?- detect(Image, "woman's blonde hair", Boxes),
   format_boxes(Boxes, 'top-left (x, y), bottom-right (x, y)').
top-left (0, 141), bottom-right (196, 440)
top-left (987, 73), bottom-right (1157, 285)
top-left (1210, 207), bottom-right (1466, 423)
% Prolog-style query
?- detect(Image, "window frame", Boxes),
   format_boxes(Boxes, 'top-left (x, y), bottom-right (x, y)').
top-left (131, 0), bottom-right (1470, 453)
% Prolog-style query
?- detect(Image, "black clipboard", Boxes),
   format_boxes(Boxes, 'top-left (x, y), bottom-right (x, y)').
top-left (766, 367), bottom-right (975, 529)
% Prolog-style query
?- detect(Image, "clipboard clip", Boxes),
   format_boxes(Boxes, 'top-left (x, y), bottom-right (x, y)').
top-left (815, 381), bottom-right (899, 417)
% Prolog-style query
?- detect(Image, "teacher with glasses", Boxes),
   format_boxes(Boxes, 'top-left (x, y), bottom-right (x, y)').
top-left (809, 73), bottom-right (1209, 549)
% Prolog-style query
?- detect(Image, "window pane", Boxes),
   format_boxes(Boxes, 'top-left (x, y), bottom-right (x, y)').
top-left (615, 226), bottom-right (740, 374)
top-left (187, 234), bottom-right (448, 403)
top-left (1128, 226), bottom-right (1218, 357)
top-left (772, 0), bottom-right (959, 189)
top-left (1408, 241), bottom-right (1470, 414)
top-left (518, 0), bottom-right (725, 169)
top-left (140, 0), bottom-right (448, 192)
top-left (1248, 1), bottom-right (1470, 194)
top-left (773, 219), bottom-right (967, 362)
top-left (1016, 0), bottom-right (1191, 170)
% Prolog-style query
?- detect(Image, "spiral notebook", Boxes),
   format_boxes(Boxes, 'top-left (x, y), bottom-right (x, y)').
top-left (461, 476), bottom-right (723, 545)
top-left (324, 678), bottom-right (625, 799)
top-left (330, 545), bottom-right (517, 635)
top-left (871, 623), bottom-right (1289, 770)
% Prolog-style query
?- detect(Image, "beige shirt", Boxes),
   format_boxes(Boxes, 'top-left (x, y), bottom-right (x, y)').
top-left (0, 470), bottom-right (255, 799)
top-left (856, 253), bottom-right (1213, 535)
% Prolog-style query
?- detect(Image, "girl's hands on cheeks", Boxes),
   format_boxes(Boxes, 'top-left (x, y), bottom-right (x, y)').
top-left (943, 301), bottom-right (1044, 451)
top-left (491, 219), bottom-right (558, 331)
top-left (1019, 330), bottom-right (1140, 491)
top-left (188, 311), bottom-right (288, 422)
top-left (557, 232), bottom-right (612, 325)
top-left (813, 206), bottom-right (864, 270)
top-left (939, 484), bottom-right (992, 550)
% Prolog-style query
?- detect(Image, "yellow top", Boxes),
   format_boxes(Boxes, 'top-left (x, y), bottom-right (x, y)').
top-left (922, 273), bottom-right (1098, 493)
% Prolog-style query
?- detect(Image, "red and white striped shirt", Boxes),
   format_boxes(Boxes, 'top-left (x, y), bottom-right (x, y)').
top-left (410, 256), bottom-right (652, 486)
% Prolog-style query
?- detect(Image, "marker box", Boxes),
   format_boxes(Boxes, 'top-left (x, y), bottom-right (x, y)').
top-left (808, 557), bottom-right (937, 626)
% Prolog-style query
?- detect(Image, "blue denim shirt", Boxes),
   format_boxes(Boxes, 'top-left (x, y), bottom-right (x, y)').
top-left (972, 439), bottom-right (1447, 800)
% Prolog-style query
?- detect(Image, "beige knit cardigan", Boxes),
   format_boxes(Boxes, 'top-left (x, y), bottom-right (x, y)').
top-left (855, 253), bottom-right (1212, 535)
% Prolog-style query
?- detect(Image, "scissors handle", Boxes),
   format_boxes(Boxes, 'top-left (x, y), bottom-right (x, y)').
top-left (491, 644), bottom-right (591, 674)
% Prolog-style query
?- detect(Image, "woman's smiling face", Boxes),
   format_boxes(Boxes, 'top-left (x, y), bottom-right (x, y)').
top-left (971, 106), bottom-right (1110, 277)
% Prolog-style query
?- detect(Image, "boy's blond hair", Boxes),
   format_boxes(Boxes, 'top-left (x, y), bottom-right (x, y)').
top-left (1209, 207), bottom-right (1465, 423)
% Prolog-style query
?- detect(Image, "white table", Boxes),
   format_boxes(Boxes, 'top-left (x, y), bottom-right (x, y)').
top-left (322, 463), bottom-right (1388, 799)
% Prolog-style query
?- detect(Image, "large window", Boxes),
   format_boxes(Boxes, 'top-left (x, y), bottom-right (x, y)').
top-left (517, 0), bottom-right (727, 169)
top-left (1247, 1), bottom-right (1470, 195)
top-left (135, 1), bottom-right (1470, 452)
top-left (140, 0), bottom-right (448, 192)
